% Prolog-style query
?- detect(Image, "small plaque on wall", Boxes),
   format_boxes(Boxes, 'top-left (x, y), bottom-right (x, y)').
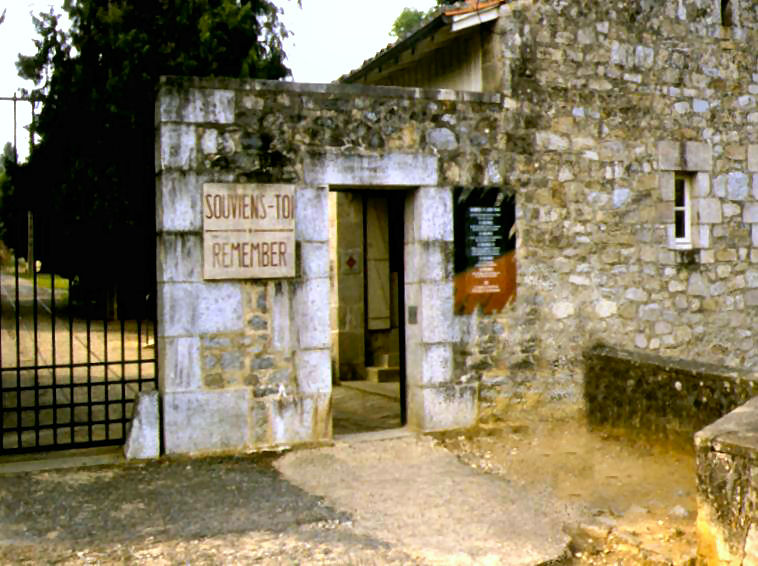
top-left (453, 187), bottom-right (516, 314)
top-left (203, 183), bottom-right (296, 279)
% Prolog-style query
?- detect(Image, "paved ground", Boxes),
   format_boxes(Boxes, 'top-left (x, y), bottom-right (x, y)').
top-left (0, 432), bottom-right (572, 565)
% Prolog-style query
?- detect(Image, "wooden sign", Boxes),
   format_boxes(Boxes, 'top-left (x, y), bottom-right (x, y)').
top-left (203, 183), bottom-right (295, 279)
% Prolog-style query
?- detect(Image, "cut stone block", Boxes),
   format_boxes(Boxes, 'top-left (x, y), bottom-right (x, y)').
top-left (294, 277), bottom-right (330, 349)
top-left (304, 151), bottom-right (438, 187)
top-left (197, 282), bottom-right (244, 334)
top-left (156, 172), bottom-right (204, 232)
top-left (366, 366), bottom-right (400, 383)
top-left (163, 389), bottom-right (250, 455)
top-left (157, 233), bottom-right (203, 283)
top-left (124, 391), bottom-right (160, 460)
top-left (270, 394), bottom-right (332, 445)
top-left (296, 186), bottom-right (329, 242)
top-left (407, 384), bottom-right (478, 432)
top-left (295, 349), bottom-right (332, 394)
top-left (159, 336), bottom-right (201, 392)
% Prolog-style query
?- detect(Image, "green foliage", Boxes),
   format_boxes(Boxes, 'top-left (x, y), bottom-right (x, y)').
top-left (4, 0), bottom-right (292, 316)
top-left (390, 1), bottom-right (460, 40)
top-left (391, 8), bottom-right (430, 39)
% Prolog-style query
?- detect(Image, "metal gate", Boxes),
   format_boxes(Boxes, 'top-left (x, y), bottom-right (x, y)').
top-left (0, 92), bottom-right (158, 454)
top-left (0, 218), bottom-right (157, 454)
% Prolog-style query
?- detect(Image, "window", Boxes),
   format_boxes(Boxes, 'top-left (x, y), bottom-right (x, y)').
top-left (673, 174), bottom-right (691, 245)
top-left (721, 0), bottom-right (733, 26)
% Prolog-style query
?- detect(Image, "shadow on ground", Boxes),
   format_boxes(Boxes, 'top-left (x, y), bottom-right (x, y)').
top-left (0, 455), bottom-right (401, 562)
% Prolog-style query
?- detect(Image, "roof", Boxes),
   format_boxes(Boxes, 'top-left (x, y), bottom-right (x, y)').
top-left (339, 0), bottom-right (509, 84)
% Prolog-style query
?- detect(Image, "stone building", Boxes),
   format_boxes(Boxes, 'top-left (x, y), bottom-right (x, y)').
top-left (341, 0), bottom-right (758, 415)
top-left (151, 0), bottom-right (756, 560)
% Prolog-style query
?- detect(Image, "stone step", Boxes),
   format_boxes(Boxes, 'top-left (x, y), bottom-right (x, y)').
top-left (366, 366), bottom-right (400, 383)
top-left (378, 353), bottom-right (400, 367)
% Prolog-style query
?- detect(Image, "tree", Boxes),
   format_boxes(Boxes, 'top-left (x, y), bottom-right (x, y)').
top-left (390, 1), bottom-right (458, 40)
top-left (391, 8), bottom-right (430, 39)
top-left (3, 0), bottom-right (293, 317)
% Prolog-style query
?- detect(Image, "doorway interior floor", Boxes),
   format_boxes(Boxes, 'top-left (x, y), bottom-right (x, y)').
top-left (332, 381), bottom-right (401, 435)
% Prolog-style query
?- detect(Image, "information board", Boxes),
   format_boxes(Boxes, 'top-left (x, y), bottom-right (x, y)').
top-left (203, 183), bottom-right (295, 280)
top-left (453, 188), bottom-right (516, 314)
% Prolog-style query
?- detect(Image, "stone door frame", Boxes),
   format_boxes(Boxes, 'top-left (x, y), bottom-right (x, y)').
top-left (305, 151), bottom-right (478, 432)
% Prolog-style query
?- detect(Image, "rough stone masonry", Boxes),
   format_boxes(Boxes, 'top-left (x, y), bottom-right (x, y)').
top-left (155, 77), bottom-right (502, 454)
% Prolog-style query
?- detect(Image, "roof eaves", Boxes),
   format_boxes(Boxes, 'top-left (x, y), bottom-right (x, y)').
top-left (339, 10), bottom-right (453, 84)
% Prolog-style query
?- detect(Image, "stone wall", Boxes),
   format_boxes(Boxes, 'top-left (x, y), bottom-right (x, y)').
top-left (156, 77), bottom-right (502, 454)
top-left (584, 344), bottom-right (758, 442)
top-left (462, 0), bottom-right (758, 418)
top-left (695, 396), bottom-right (758, 564)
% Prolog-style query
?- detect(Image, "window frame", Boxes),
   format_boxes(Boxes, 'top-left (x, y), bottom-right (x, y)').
top-left (673, 173), bottom-right (692, 248)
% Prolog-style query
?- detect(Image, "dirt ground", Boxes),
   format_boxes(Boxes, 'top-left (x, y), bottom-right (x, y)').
top-left (436, 412), bottom-right (699, 565)
top-left (0, 387), bottom-right (700, 565)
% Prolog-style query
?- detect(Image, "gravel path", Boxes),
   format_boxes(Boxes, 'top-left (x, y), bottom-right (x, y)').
top-left (0, 435), bottom-right (571, 565)
top-left (275, 434), bottom-right (571, 564)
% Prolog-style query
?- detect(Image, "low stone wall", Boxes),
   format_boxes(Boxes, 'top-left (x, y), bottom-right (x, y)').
top-left (584, 344), bottom-right (758, 442)
top-left (695, 397), bottom-right (758, 564)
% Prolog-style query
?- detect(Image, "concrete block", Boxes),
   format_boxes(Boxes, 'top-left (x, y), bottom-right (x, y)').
top-left (684, 142), bottom-right (712, 171)
top-left (418, 343), bottom-right (453, 387)
top-left (157, 233), bottom-right (202, 283)
top-left (694, 172), bottom-right (711, 197)
top-left (300, 242), bottom-right (329, 279)
top-left (294, 278), bottom-right (330, 349)
top-left (658, 141), bottom-right (680, 170)
top-left (295, 349), bottom-right (332, 394)
top-left (270, 281), bottom-right (294, 354)
top-left (158, 124), bottom-right (197, 171)
top-left (404, 243), bottom-right (421, 284)
top-left (156, 172), bottom-right (203, 232)
top-left (270, 394), bottom-right (331, 445)
top-left (159, 336), bottom-right (202, 392)
top-left (415, 187), bottom-right (454, 242)
top-left (365, 366), bottom-right (400, 383)
top-left (304, 152), bottom-right (438, 187)
top-left (163, 389), bottom-right (250, 455)
top-left (696, 198), bottom-right (723, 224)
top-left (124, 391), bottom-right (160, 460)
top-left (157, 282), bottom-right (198, 337)
top-left (159, 88), bottom-right (235, 124)
top-left (418, 241), bottom-right (452, 282)
top-left (420, 281), bottom-right (455, 343)
top-left (658, 141), bottom-right (712, 171)
top-left (748, 145), bottom-right (758, 172)
top-left (190, 89), bottom-right (235, 124)
top-left (727, 172), bottom-right (749, 200)
top-left (295, 187), bottom-right (329, 242)
top-left (659, 171), bottom-right (675, 201)
top-left (407, 384), bottom-right (478, 432)
top-left (197, 282), bottom-right (244, 334)
top-left (745, 204), bottom-right (758, 224)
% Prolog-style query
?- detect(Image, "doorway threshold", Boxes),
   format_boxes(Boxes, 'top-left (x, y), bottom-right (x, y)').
top-left (340, 380), bottom-right (400, 400)
top-left (334, 427), bottom-right (413, 444)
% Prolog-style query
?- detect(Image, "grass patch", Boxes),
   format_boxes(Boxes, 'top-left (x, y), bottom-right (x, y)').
top-left (20, 272), bottom-right (70, 290)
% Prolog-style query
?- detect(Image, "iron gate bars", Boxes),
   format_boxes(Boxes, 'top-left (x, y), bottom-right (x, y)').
top-left (0, 216), bottom-right (158, 454)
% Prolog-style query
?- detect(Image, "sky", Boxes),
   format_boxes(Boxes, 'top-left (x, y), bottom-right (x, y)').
top-left (0, 0), bottom-right (436, 162)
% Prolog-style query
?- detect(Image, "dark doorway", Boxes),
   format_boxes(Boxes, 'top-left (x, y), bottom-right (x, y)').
top-left (329, 189), bottom-right (406, 434)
